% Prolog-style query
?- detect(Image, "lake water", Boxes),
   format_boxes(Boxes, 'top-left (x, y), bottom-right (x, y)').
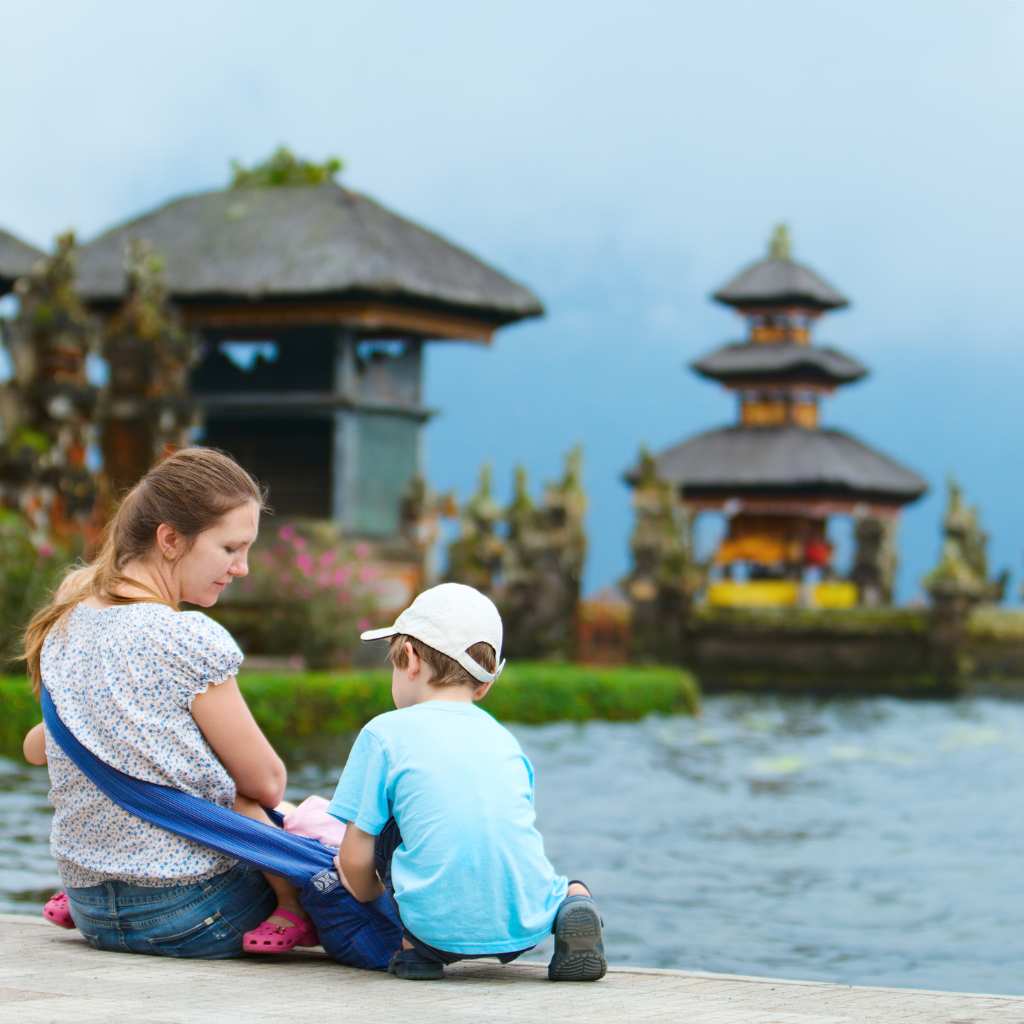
top-left (2, 693), bottom-right (1022, 995)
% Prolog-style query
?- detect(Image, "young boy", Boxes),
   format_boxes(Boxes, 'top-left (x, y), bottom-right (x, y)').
top-left (328, 582), bottom-right (606, 982)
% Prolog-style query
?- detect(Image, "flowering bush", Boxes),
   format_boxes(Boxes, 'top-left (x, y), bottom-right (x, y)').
top-left (231, 522), bottom-right (380, 669)
top-left (0, 511), bottom-right (73, 668)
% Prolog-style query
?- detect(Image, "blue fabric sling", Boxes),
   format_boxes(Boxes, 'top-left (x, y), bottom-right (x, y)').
top-left (40, 686), bottom-right (402, 969)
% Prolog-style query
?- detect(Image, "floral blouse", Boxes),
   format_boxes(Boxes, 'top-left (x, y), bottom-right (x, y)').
top-left (41, 602), bottom-right (243, 887)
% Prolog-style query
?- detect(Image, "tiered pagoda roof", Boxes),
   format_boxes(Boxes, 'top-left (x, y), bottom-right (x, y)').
top-left (630, 226), bottom-right (926, 513)
top-left (646, 426), bottom-right (927, 504)
top-left (75, 183), bottom-right (542, 339)
top-left (0, 228), bottom-right (44, 294)
top-left (691, 342), bottom-right (867, 386)
top-left (712, 228), bottom-right (848, 311)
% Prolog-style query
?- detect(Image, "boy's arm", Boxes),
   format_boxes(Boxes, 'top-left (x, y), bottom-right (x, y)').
top-left (336, 825), bottom-right (385, 903)
top-left (23, 723), bottom-right (46, 765)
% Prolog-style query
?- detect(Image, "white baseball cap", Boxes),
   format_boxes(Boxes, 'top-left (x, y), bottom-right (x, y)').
top-left (360, 582), bottom-right (506, 684)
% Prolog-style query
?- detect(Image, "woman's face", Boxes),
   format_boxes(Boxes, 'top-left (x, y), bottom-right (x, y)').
top-left (173, 501), bottom-right (260, 607)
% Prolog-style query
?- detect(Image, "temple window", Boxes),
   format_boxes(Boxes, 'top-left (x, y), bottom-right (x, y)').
top-left (220, 340), bottom-right (278, 372)
top-left (355, 339), bottom-right (421, 405)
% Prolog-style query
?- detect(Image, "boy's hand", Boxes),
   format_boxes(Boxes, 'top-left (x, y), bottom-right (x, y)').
top-left (337, 824), bottom-right (385, 903)
top-left (333, 849), bottom-right (356, 894)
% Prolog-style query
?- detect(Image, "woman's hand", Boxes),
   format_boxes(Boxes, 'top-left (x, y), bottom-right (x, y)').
top-left (191, 679), bottom-right (287, 807)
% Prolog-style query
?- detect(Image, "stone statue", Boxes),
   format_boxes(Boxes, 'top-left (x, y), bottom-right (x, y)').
top-left (445, 463), bottom-right (504, 595)
top-left (500, 465), bottom-right (545, 657)
top-left (852, 514), bottom-right (898, 607)
top-left (626, 449), bottom-right (696, 662)
top-left (400, 473), bottom-right (455, 589)
top-left (447, 450), bottom-right (590, 660)
top-left (99, 241), bottom-right (199, 499)
top-left (925, 477), bottom-right (1005, 603)
top-left (516, 448), bottom-right (587, 658)
top-left (0, 232), bottom-right (99, 542)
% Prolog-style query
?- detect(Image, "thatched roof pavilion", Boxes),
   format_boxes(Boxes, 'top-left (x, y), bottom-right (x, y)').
top-left (0, 228), bottom-right (44, 295)
top-left (74, 162), bottom-right (543, 537)
top-left (75, 183), bottom-right (542, 340)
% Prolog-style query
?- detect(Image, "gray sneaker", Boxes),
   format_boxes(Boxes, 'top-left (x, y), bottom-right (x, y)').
top-left (548, 896), bottom-right (607, 981)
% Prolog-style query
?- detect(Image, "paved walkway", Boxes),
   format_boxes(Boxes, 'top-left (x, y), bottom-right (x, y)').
top-left (2, 914), bottom-right (1022, 1023)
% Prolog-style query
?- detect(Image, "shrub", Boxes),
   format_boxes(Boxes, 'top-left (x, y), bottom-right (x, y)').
top-left (216, 522), bottom-right (379, 669)
top-left (0, 511), bottom-right (71, 669)
top-left (0, 663), bottom-right (700, 758)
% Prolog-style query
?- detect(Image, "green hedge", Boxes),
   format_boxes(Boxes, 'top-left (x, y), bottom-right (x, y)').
top-left (968, 606), bottom-right (1024, 642)
top-left (0, 663), bottom-right (700, 758)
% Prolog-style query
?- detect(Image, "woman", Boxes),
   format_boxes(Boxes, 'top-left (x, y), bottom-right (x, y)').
top-left (22, 447), bottom-right (313, 957)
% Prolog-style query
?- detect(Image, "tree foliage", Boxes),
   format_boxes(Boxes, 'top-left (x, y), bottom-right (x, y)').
top-left (230, 146), bottom-right (344, 188)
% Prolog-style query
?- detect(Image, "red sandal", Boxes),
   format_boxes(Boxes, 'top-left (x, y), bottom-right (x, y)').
top-left (243, 907), bottom-right (318, 954)
top-left (43, 891), bottom-right (75, 929)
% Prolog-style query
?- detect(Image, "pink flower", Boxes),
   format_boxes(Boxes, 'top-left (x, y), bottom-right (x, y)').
top-left (332, 567), bottom-right (351, 586)
top-left (319, 550), bottom-right (336, 569)
top-left (358, 567), bottom-right (378, 584)
top-left (296, 552), bottom-right (314, 575)
top-left (292, 537), bottom-right (307, 552)
top-left (37, 543), bottom-right (55, 558)
top-left (278, 525), bottom-right (296, 542)
top-left (357, 617), bottom-right (372, 631)
top-left (354, 542), bottom-right (371, 560)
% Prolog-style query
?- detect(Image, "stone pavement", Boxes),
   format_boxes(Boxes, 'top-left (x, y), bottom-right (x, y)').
top-left (2, 914), bottom-right (1022, 1024)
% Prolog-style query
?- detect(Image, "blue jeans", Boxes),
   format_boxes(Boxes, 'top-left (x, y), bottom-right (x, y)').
top-left (66, 864), bottom-right (275, 959)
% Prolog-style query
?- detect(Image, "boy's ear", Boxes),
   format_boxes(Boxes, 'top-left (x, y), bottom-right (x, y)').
top-left (403, 641), bottom-right (420, 676)
top-left (471, 680), bottom-right (493, 702)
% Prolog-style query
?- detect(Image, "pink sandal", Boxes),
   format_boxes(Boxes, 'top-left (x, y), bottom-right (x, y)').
top-left (43, 891), bottom-right (75, 929)
top-left (243, 907), bottom-right (318, 954)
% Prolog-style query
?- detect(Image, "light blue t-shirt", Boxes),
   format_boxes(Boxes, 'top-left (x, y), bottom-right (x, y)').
top-left (328, 701), bottom-right (568, 954)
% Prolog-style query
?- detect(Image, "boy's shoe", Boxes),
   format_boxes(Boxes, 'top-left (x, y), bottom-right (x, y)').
top-left (548, 895), bottom-right (607, 981)
top-left (388, 948), bottom-right (445, 980)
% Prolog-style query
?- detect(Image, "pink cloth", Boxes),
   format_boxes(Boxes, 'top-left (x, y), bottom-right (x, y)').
top-left (282, 795), bottom-right (347, 848)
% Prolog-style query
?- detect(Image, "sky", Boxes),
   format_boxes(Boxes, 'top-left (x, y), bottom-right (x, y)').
top-left (2, 1), bottom-right (1021, 601)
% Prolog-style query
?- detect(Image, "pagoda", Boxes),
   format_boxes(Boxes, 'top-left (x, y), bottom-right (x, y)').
top-left (636, 226), bottom-right (926, 608)
top-left (73, 154), bottom-right (541, 539)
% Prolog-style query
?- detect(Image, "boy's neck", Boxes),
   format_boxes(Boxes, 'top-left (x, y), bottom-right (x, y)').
top-left (410, 684), bottom-right (477, 706)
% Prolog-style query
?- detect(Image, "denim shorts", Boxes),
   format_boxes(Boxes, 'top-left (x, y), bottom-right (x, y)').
top-left (66, 863), bottom-right (275, 959)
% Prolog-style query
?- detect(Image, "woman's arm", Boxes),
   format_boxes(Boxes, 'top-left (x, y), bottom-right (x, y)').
top-left (191, 679), bottom-right (287, 807)
top-left (337, 824), bottom-right (385, 903)
top-left (23, 723), bottom-right (46, 766)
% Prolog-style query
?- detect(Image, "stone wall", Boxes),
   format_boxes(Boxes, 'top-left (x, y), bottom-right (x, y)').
top-left (686, 607), bottom-right (940, 696)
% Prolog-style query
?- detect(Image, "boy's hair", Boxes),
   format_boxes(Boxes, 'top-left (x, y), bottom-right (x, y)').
top-left (388, 634), bottom-right (497, 689)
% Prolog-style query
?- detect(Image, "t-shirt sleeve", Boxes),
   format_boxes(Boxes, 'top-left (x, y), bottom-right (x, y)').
top-left (163, 611), bottom-right (244, 706)
top-left (327, 728), bottom-right (391, 835)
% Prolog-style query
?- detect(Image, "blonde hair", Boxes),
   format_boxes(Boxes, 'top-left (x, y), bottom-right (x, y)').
top-left (388, 634), bottom-right (496, 689)
top-left (23, 447), bottom-right (264, 693)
